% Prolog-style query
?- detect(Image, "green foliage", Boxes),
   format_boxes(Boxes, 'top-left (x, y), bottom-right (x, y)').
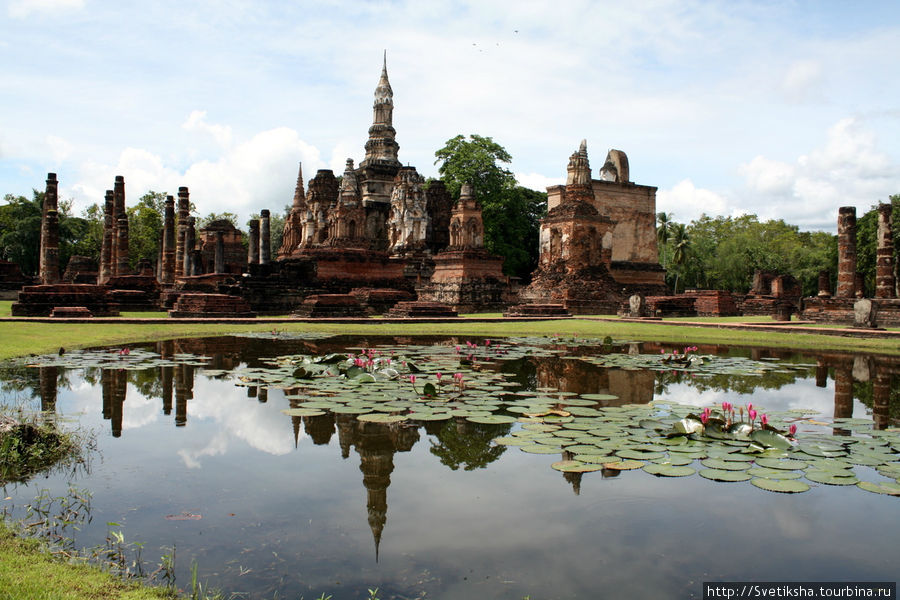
top-left (434, 134), bottom-right (545, 280)
top-left (125, 192), bottom-right (166, 269)
top-left (0, 410), bottom-right (83, 485)
top-left (0, 192), bottom-right (44, 275)
top-left (429, 419), bottom-right (509, 470)
top-left (856, 195), bottom-right (900, 296)
top-left (660, 214), bottom-right (838, 295)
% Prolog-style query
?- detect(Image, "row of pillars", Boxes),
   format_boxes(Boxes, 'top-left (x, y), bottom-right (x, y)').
top-left (830, 205), bottom-right (896, 299)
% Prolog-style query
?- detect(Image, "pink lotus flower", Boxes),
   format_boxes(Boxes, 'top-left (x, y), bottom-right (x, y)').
top-left (760, 414), bottom-right (768, 426)
top-left (409, 375), bottom-right (416, 384)
top-left (660, 349), bottom-right (665, 354)
top-left (789, 424), bottom-right (798, 437)
top-left (748, 408), bottom-right (757, 422)
top-left (436, 372), bottom-right (442, 381)
top-left (747, 403), bottom-right (753, 412)
top-left (485, 339), bottom-right (491, 346)
top-left (455, 345), bottom-right (461, 353)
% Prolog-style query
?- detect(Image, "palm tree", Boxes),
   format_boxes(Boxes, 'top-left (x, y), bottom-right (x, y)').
top-left (671, 223), bottom-right (690, 294)
top-left (656, 212), bottom-right (672, 267)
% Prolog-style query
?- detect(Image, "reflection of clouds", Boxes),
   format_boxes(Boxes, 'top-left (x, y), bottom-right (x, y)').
top-left (657, 380), bottom-right (834, 417)
top-left (177, 377), bottom-right (297, 463)
top-left (178, 430), bottom-right (229, 469)
top-left (122, 388), bottom-right (160, 430)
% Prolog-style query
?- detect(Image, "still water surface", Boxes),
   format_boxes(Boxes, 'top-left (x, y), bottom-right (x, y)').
top-left (1, 335), bottom-right (898, 599)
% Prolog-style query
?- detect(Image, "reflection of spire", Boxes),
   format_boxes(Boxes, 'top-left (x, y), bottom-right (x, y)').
top-left (304, 414), bottom-right (336, 446)
top-left (101, 369), bottom-right (112, 421)
top-left (39, 366), bottom-right (58, 413)
top-left (563, 471), bottom-right (582, 495)
top-left (337, 415), bottom-right (355, 459)
top-left (356, 422), bottom-right (395, 562)
top-left (289, 396), bottom-right (302, 448)
top-left (175, 364), bottom-right (193, 427)
top-left (873, 366), bottom-right (891, 431)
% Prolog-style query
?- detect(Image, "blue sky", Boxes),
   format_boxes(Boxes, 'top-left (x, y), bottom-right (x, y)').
top-left (2, 0), bottom-right (899, 231)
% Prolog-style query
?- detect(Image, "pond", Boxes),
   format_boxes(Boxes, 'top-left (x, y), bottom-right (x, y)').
top-left (1, 334), bottom-right (898, 600)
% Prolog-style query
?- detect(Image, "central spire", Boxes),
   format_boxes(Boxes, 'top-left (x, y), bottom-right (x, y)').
top-left (362, 51), bottom-right (401, 169)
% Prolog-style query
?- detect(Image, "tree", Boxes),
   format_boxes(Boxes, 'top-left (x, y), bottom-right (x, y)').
top-left (0, 192), bottom-right (43, 275)
top-left (670, 222), bottom-right (690, 293)
top-left (434, 134), bottom-right (545, 280)
top-left (126, 191), bottom-right (166, 269)
top-left (656, 212), bottom-right (673, 268)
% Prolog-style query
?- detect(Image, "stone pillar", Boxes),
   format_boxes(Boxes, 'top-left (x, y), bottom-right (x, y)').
top-left (39, 173), bottom-right (61, 285)
top-left (115, 213), bottom-right (130, 275)
top-left (817, 270), bottom-right (831, 298)
top-left (875, 203), bottom-right (895, 298)
top-left (161, 195), bottom-right (176, 284)
top-left (190, 249), bottom-right (202, 276)
top-left (99, 190), bottom-right (114, 284)
top-left (112, 176), bottom-right (129, 276)
top-left (248, 219), bottom-right (260, 265)
top-left (183, 217), bottom-right (196, 276)
top-left (259, 209), bottom-right (271, 264)
top-left (836, 207), bottom-right (856, 298)
top-left (815, 359), bottom-right (828, 387)
top-left (214, 231), bottom-right (225, 273)
top-left (175, 187), bottom-right (190, 278)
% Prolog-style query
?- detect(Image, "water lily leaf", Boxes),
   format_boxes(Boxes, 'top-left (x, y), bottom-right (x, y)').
top-left (573, 453), bottom-right (616, 464)
top-left (409, 412), bottom-right (453, 421)
top-left (673, 417), bottom-right (704, 436)
top-left (747, 467), bottom-right (802, 480)
top-left (602, 459), bottom-right (644, 471)
top-left (856, 481), bottom-right (900, 496)
top-left (492, 436), bottom-right (532, 446)
top-left (652, 455), bottom-right (695, 467)
top-left (699, 468), bottom-right (752, 482)
top-left (756, 458), bottom-right (809, 470)
top-left (357, 413), bottom-right (408, 423)
top-left (804, 470), bottom-right (858, 486)
top-left (749, 429), bottom-right (792, 450)
top-left (330, 406), bottom-right (374, 415)
top-left (617, 449), bottom-right (665, 460)
top-left (701, 458), bottom-right (750, 471)
top-left (751, 478), bottom-right (809, 493)
top-left (281, 408), bottom-right (326, 417)
top-left (643, 463), bottom-right (695, 477)
top-left (466, 414), bottom-right (517, 425)
top-left (551, 460), bottom-right (604, 473)
top-left (520, 444), bottom-right (564, 454)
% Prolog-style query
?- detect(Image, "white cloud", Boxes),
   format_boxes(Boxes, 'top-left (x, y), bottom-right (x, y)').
top-left (182, 110), bottom-right (233, 148)
top-left (515, 172), bottom-right (561, 192)
top-left (64, 124), bottom-right (327, 217)
top-left (736, 117), bottom-right (899, 230)
top-left (781, 59), bottom-right (824, 103)
top-left (46, 134), bottom-right (74, 162)
top-left (657, 179), bottom-right (731, 223)
top-left (8, 0), bottom-right (84, 18)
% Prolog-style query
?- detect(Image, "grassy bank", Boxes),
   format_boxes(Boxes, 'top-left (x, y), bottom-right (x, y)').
top-left (0, 517), bottom-right (174, 600)
top-left (0, 316), bottom-right (898, 361)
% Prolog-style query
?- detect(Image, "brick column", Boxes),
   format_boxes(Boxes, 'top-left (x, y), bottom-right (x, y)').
top-left (835, 207), bottom-right (857, 298)
top-left (161, 195), bottom-right (176, 284)
top-left (175, 187), bottom-right (190, 278)
top-left (214, 230), bottom-right (225, 273)
top-left (259, 209), bottom-right (271, 264)
top-left (817, 270), bottom-right (831, 298)
top-left (875, 203), bottom-right (895, 298)
top-left (113, 176), bottom-right (129, 276)
top-left (183, 217), bottom-right (196, 275)
top-left (39, 173), bottom-right (61, 284)
top-left (99, 190), bottom-right (114, 284)
top-left (248, 219), bottom-right (260, 264)
top-left (873, 367), bottom-right (890, 430)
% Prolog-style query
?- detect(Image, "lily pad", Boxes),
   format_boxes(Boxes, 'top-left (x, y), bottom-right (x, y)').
top-left (856, 481), bottom-right (900, 496)
top-left (551, 460), bottom-right (604, 473)
top-left (281, 408), bottom-right (326, 417)
top-left (466, 414), bottom-right (517, 425)
top-left (755, 457), bottom-right (808, 470)
top-left (699, 469), bottom-right (752, 482)
top-left (357, 413), bottom-right (408, 423)
top-left (701, 458), bottom-right (751, 471)
top-left (747, 467), bottom-right (802, 480)
top-left (750, 478), bottom-right (810, 493)
top-left (643, 463), bottom-right (695, 477)
top-left (602, 459), bottom-right (645, 471)
top-left (804, 470), bottom-right (859, 486)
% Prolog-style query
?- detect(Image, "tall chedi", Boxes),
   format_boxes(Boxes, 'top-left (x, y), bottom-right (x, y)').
top-left (361, 52), bottom-right (401, 173)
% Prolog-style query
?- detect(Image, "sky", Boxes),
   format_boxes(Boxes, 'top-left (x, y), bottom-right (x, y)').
top-left (1, 0), bottom-right (899, 232)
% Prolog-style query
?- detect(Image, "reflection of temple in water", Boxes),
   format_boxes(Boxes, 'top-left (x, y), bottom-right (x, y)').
top-left (38, 366), bottom-right (57, 412)
top-left (533, 355), bottom-right (655, 406)
top-left (825, 355), bottom-right (898, 431)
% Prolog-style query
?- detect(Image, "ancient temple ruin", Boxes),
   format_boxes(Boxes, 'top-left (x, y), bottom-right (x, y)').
top-left (519, 140), bottom-right (666, 313)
